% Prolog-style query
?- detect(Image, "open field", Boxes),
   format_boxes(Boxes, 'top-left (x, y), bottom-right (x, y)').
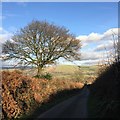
top-left (1, 65), bottom-right (98, 84)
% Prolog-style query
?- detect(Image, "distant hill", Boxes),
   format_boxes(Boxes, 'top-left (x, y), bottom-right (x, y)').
top-left (1, 64), bottom-right (98, 83)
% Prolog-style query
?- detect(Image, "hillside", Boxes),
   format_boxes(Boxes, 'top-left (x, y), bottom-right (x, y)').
top-left (2, 65), bottom-right (98, 84)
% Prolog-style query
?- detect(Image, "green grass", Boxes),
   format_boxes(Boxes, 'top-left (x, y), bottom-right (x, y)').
top-left (1, 64), bottom-right (98, 83)
top-left (52, 65), bottom-right (78, 73)
top-left (45, 65), bottom-right (98, 82)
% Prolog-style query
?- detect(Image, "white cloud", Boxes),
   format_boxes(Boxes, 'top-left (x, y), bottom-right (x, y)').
top-left (77, 32), bottom-right (103, 43)
top-left (94, 40), bottom-right (114, 51)
top-left (81, 42), bottom-right (88, 48)
top-left (79, 59), bottom-right (100, 66)
top-left (76, 28), bottom-right (119, 65)
top-left (0, 27), bottom-right (13, 44)
top-left (88, 33), bottom-right (103, 41)
top-left (77, 28), bottom-right (119, 46)
top-left (103, 28), bottom-right (119, 38)
top-left (81, 51), bottom-right (103, 61)
top-left (79, 50), bottom-right (113, 65)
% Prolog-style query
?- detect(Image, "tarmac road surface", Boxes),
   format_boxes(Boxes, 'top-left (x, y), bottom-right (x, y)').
top-left (36, 86), bottom-right (90, 119)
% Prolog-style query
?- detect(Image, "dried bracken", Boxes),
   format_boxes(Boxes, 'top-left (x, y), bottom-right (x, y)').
top-left (1, 70), bottom-right (83, 119)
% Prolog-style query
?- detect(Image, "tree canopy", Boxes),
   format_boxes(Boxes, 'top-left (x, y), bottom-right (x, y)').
top-left (2, 20), bottom-right (81, 75)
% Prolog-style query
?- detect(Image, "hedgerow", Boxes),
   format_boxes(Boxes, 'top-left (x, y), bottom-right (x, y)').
top-left (1, 70), bottom-right (83, 119)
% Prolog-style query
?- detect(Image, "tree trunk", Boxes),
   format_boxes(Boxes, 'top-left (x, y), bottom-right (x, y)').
top-left (37, 67), bottom-right (43, 76)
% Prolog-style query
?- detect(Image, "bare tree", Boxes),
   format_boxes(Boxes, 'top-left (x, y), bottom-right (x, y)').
top-left (2, 20), bottom-right (81, 75)
top-left (97, 30), bottom-right (120, 77)
top-left (117, 33), bottom-right (120, 62)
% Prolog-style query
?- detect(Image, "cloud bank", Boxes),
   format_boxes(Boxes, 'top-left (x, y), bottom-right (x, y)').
top-left (77, 28), bottom-right (119, 43)
top-left (76, 28), bottom-right (119, 65)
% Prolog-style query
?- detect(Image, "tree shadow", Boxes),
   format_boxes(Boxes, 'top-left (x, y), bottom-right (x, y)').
top-left (19, 87), bottom-right (84, 120)
top-left (88, 62), bottom-right (120, 118)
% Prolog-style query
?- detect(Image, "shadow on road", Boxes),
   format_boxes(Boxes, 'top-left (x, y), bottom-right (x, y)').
top-left (36, 86), bottom-right (89, 119)
top-left (20, 87), bottom-right (84, 120)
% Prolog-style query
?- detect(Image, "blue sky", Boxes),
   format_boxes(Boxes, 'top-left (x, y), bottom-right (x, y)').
top-left (1, 2), bottom-right (119, 66)
top-left (2, 2), bottom-right (118, 35)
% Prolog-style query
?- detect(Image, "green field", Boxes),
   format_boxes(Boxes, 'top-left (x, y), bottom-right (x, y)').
top-left (45, 65), bottom-right (98, 83)
top-left (2, 64), bottom-right (98, 84)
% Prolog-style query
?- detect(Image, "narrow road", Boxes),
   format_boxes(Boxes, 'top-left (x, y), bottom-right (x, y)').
top-left (36, 86), bottom-right (90, 119)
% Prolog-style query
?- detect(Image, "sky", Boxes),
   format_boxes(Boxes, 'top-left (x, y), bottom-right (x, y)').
top-left (0, 2), bottom-right (119, 66)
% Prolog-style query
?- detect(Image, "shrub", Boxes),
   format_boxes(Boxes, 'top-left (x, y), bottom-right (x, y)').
top-left (1, 70), bottom-right (38, 119)
top-left (1, 70), bottom-right (83, 119)
top-left (34, 73), bottom-right (52, 80)
top-left (90, 62), bottom-right (120, 118)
